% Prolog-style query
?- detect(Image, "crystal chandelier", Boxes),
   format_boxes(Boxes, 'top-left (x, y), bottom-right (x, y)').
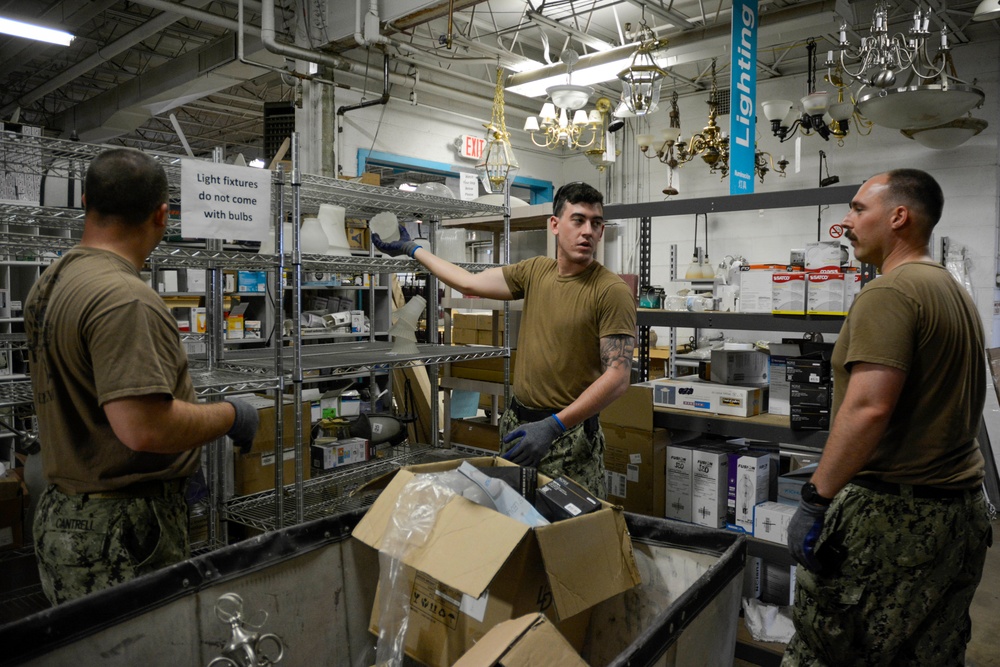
top-left (477, 66), bottom-right (519, 194)
top-left (523, 52), bottom-right (605, 150)
top-left (617, 22), bottom-right (667, 117)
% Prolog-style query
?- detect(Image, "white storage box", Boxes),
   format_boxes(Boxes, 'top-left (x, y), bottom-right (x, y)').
top-left (642, 378), bottom-right (763, 418)
top-left (753, 501), bottom-right (797, 545)
top-left (665, 444), bottom-right (694, 522)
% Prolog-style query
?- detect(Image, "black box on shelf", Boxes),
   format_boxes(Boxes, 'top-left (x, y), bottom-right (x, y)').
top-left (790, 406), bottom-right (831, 430)
top-left (786, 358), bottom-right (831, 384)
top-left (789, 382), bottom-right (832, 408)
top-left (535, 476), bottom-right (601, 522)
top-left (476, 464), bottom-right (538, 504)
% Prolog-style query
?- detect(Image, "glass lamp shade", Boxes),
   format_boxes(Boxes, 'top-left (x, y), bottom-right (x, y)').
top-left (612, 99), bottom-right (658, 118)
top-left (539, 102), bottom-right (557, 122)
top-left (828, 101), bottom-right (855, 122)
top-left (761, 99), bottom-right (794, 122)
top-left (476, 136), bottom-right (519, 194)
top-left (900, 116), bottom-right (989, 149)
top-left (547, 84), bottom-right (593, 111)
top-left (973, 0), bottom-right (1000, 21)
top-left (660, 126), bottom-right (681, 143)
top-left (857, 83), bottom-right (986, 129)
top-left (572, 109), bottom-right (589, 125)
top-left (619, 69), bottom-right (664, 116)
top-left (636, 133), bottom-right (655, 149)
top-left (801, 91), bottom-right (830, 115)
top-left (523, 116), bottom-right (540, 132)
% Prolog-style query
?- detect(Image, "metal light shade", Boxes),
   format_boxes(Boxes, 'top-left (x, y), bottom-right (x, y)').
top-left (761, 99), bottom-right (794, 121)
top-left (973, 0), bottom-right (1000, 21)
top-left (547, 84), bottom-right (593, 111)
top-left (900, 116), bottom-right (989, 149)
top-left (857, 83), bottom-right (986, 129)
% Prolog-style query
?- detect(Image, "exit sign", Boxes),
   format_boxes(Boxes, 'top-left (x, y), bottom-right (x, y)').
top-left (459, 134), bottom-right (485, 160)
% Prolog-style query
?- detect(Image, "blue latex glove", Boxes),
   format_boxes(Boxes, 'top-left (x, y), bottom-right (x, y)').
top-left (787, 496), bottom-right (829, 573)
top-left (371, 224), bottom-right (422, 258)
top-left (501, 416), bottom-right (565, 468)
top-left (225, 398), bottom-right (260, 454)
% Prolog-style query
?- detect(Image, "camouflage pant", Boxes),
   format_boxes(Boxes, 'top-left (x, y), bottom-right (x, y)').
top-left (33, 485), bottom-right (190, 605)
top-left (782, 482), bottom-right (993, 667)
top-left (498, 400), bottom-right (607, 499)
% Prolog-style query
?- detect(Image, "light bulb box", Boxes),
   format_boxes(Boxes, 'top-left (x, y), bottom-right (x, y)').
top-left (778, 463), bottom-right (819, 506)
top-left (691, 445), bottom-right (730, 528)
top-left (738, 264), bottom-right (784, 313)
top-left (771, 271), bottom-right (807, 315)
top-left (709, 349), bottom-right (770, 387)
top-left (727, 450), bottom-right (771, 535)
top-left (311, 436), bottom-right (370, 471)
top-left (807, 271), bottom-right (848, 315)
top-left (644, 377), bottom-right (763, 418)
top-left (226, 301), bottom-right (250, 339)
top-left (665, 444), bottom-right (694, 522)
top-left (768, 342), bottom-right (802, 416)
top-left (753, 501), bottom-right (797, 545)
top-left (805, 241), bottom-right (843, 271)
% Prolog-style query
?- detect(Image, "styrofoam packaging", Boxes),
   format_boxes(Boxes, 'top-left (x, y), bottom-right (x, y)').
top-left (692, 446), bottom-right (729, 528)
top-left (807, 271), bottom-right (847, 315)
top-left (727, 450), bottom-right (771, 534)
top-left (771, 272), bottom-right (806, 315)
top-left (753, 501), bottom-right (797, 545)
top-left (805, 241), bottom-right (842, 270)
top-left (738, 265), bottom-right (782, 313)
top-left (665, 444), bottom-right (694, 522)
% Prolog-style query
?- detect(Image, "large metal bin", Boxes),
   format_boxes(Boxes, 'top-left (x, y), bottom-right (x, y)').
top-left (0, 508), bottom-right (745, 666)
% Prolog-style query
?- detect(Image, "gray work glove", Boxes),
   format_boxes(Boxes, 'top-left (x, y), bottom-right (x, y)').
top-left (501, 416), bottom-right (565, 468)
top-left (371, 224), bottom-right (422, 258)
top-left (225, 398), bottom-right (259, 454)
top-left (787, 496), bottom-right (829, 573)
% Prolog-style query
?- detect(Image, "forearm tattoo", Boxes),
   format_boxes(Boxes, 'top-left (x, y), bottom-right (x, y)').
top-left (601, 334), bottom-right (635, 373)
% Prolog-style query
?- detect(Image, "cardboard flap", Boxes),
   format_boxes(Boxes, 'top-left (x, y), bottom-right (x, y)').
top-left (602, 384), bottom-right (654, 431)
top-left (534, 508), bottom-right (641, 619)
top-left (452, 613), bottom-right (588, 667)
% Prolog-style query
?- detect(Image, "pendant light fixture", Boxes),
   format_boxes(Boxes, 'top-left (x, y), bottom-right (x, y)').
top-left (477, 65), bottom-right (519, 194)
top-left (617, 21), bottom-right (667, 117)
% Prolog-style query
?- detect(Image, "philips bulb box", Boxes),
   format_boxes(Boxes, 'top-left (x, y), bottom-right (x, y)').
top-left (753, 501), bottom-right (797, 545)
top-left (771, 271), bottom-right (807, 315)
top-left (727, 450), bottom-right (771, 534)
top-left (535, 476), bottom-right (601, 522)
top-left (665, 444), bottom-right (694, 522)
top-left (691, 445), bottom-right (730, 528)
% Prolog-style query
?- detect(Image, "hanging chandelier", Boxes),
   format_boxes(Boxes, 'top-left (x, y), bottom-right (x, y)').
top-left (761, 41), bottom-right (848, 143)
top-left (837, 2), bottom-right (985, 129)
top-left (616, 22), bottom-right (667, 117)
top-left (523, 50), bottom-right (605, 150)
top-left (477, 66), bottom-right (519, 194)
top-left (582, 98), bottom-right (617, 172)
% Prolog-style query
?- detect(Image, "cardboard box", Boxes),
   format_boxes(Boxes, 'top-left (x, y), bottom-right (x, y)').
top-left (448, 354), bottom-right (517, 384)
top-left (738, 265), bottom-right (783, 313)
top-left (452, 613), bottom-right (588, 667)
top-left (643, 378), bottom-right (763, 418)
top-left (771, 271), bottom-right (807, 315)
top-left (767, 342), bottom-right (801, 416)
top-left (753, 501), bottom-right (797, 544)
top-left (692, 446), bottom-right (730, 528)
top-left (0, 476), bottom-right (26, 553)
top-left (727, 450), bottom-right (771, 534)
top-left (477, 329), bottom-right (503, 346)
top-left (234, 446), bottom-right (312, 495)
top-left (710, 349), bottom-right (769, 387)
top-left (602, 384), bottom-right (668, 517)
top-left (311, 436), bottom-right (369, 470)
top-left (237, 270), bottom-right (266, 293)
top-left (226, 302), bottom-right (250, 340)
top-left (535, 476), bottom-right (601, 522)
top-left (665, 444), bottom-right (694, 522)
top-left (352, 457), bottom-right (640, 667)
top-left (450, 417), bottom-right (501, 452)
top-left (232, 396), bottom-right (313, 495)
top-left (807, 271), bottom-right (848, 315)
top-left (244, 320), bottom-right (262, 339)
top-left (452, 327), bottom-right (478, 345)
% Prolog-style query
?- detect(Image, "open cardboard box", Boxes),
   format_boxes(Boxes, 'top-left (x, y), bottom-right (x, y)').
top-left (452, 613), bottom-right (588, 667)
top-left (602, 384), bottom-right (670, 517)
top-left (352, 456), bottom-right (640, 667)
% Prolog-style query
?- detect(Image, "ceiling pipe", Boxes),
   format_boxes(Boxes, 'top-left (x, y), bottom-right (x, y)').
top-left (132, 0), bottom-right (261, 35)
top-left (259, 0), bottom-right (352, 71)
top-left (337, 53), bottom-right (391, 115)
top-left (0, 0), bottom-right (216, 117)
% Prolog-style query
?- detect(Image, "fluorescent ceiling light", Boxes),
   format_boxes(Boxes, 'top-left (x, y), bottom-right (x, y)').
top-left (0, 17), bottom-right (75, 46)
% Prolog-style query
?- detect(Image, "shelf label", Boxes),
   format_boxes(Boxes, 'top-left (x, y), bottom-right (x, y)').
top-left (180, 160), bottom-right (271, 241)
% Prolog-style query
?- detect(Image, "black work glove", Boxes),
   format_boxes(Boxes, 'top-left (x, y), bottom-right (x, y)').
top-left (371, 224), bottom-right (422, 258)
top-left (225, 398), bottom-right (259, 454)
top-left (788, 496), bottom-right (829, 573)
top-left (501, 416), bottom-right (564, 468)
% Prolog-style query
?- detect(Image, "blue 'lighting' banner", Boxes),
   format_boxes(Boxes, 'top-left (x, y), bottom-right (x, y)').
top-left (729, 0), bottom-right (758, 195)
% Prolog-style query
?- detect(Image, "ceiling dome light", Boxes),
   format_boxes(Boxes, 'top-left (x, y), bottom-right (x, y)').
top-left (856, 83), bottom-right (985, 129)
top-left (900, 116), bottom-right (989, 150)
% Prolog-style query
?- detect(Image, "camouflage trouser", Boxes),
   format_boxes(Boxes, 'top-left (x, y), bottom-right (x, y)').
top-left (33, 484), bottom-right (190, 605)
top-left (498, 399), bottom-right (607, 499)
top-left (782, 482), bottom-right (993, 667)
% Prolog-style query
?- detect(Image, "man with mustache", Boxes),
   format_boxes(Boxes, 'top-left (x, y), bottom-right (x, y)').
top-left (783, 169), bottom-right (993, 665)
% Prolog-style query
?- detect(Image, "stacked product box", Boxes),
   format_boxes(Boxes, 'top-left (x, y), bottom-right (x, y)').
top-left (738, 264), bottom-right (786, 313)
top-left (642, 378), bottom-right (763, 418)
top-left (753, 501), bottom-right (797, 544)
top-left (665, 443), bottom-right (694, 522)
top-left (691, 445), bottom-right (732, 528)
top-left (727, 449), bottom-right (771, 535)
top-left (768, 342), bottom-right (802, 416)
top-left (311, 436), bottom-right (371, 471)
top-left (771, 271), bottom-right (807, 315)
top-left (788, 357), bottom-right (832, 430)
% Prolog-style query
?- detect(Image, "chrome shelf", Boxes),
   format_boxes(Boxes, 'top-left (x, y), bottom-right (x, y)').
top-left (187, 362), bottom-right (281, 396)
top-left (0, 380), bottom-right (33, 409)
top-left (207, 342), bottom-right (506, 377)
top-left (0, 202), bottom-right (183, 234)
top-left (636, 309), bottom-right (845, 334)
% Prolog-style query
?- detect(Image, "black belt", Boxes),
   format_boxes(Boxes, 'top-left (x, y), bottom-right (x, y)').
top-left (511, 397), bottom-right (599, 435)
top-left (851, 477), bottom-right (975, 501)
top-left (79, 478), bottom-right (188, 500)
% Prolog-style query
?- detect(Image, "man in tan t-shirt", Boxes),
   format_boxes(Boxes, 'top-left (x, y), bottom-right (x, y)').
top-left (373, 182), bottom-right (636, 496)
top-left (25, 148), bottom-right (259, 604)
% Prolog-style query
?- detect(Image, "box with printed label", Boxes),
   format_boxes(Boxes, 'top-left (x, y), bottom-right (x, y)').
top-left (226, 302), bottom-right (250, 339)
top-left (771, 272), bottom-right (807, 315)
top-left (790, 406), bottom-right (831, 430)
top-left (665, 444), bottom-right (694, 522)
top-left (753, 501), bottom-right (797, 544)
top-left (807, 271), bottom-right (848, 315)
top-left (768, 343), bottom-right (802, 416)
top-left (602, 384), bottom-right (668, 517)
top-left (692, 446), bottom-right (730, 528)
top-left (644, 378), bottom-right (763, 418)
top-left (710, 349), bottom-right (769, 387)
top-left (738, 265), bottom-right (783, 313)
top-left (805, 241), bottom-right (843, 270)
top-left (778, 463), bottom-right (818, 505)
top-left (786, 358), bottom-right (831, 384)
top-left (234, 446), bottom-right (312, 495)
top-left (535, 476), bottom-right (601, 522)
top-left (790, 382), bottom-right (831, 408)
top-left (353, 457), bottom-right (641, 667)
top-left (311, 436), bottom-right (369, 470)
top-left (727, 450), bottom-right (771, 534)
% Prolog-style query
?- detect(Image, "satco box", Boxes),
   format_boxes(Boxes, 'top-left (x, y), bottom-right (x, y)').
top-left (352, 457), bottom-right (641, 667)
top-left (452, 613), bottom-right (588, 667)
top-left (691, 446), bottom-right (730, 528)
top-left (710, 349), bottom-right (770, 387)
top-left (738, 265), bottom-right (784, 313)
top-left (768, 342), bottom-right (802, 416)
top-left (807, 271), bottom-right (848, 315)
top-left (602, 384), bottom-right (668, 517)
top-left (778, 463), bottom-right (819, 505)
top-left (771, 272), bottom-right (807, 315)
top-left (644, 378), bottom-right (763, 418)
top-left (665, 444), bottom-right (694, 522)
top-left (753, 501), bottom-right (797, 544)
top-left (727, 450), bottom-right (771, 534)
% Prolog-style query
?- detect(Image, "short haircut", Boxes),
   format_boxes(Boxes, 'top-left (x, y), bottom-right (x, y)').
top-left (883, 168), bottom-right (944, 229)
top-left (84, 148), bottom-right (169, 226)
top-left (553, 181), bottom-right (603, 218)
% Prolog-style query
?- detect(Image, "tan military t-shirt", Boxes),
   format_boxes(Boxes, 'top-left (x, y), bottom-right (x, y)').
top-left (25, 247), bottom-right (199, 494)
top-left (502, 256), bottom-right (636, 410)
top-left (832, 261), bottom-right (985, 489)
